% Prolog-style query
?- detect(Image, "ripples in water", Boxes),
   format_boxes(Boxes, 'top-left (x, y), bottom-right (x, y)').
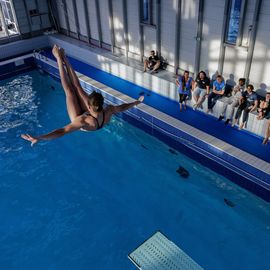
top-left (0, 75), bottom-right (39, 153)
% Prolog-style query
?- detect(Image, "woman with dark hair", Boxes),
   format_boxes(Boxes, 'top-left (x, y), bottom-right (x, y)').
top-left (175, 70), bottom-right (193, 111)
top-left (21, 45), bottom-right (144, 146)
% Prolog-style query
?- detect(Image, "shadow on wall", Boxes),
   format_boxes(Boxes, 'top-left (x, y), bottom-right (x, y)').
top-left (256, 83), bottom-right (268, 97)
top-left (226, 74), bottom-right (236, 87)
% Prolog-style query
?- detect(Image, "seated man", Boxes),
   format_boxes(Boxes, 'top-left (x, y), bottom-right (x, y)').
top-left (192, 70), bottom-right (210, 110)
top-left (218, 78), bottom-right (246, 125)
top-left (207, 75), bottom-right (225, 113)
top-left (143, 50), bottom-right (160, 73)
top-left (232, 84), bottom-right (258, 129)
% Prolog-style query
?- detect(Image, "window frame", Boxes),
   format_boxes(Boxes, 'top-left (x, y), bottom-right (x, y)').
top-left (0, 0), bottom-right (20, 40)
top-left (224, 0), bottom-right (246, 46)
top-left (140, 0), bottom-right (155, 26)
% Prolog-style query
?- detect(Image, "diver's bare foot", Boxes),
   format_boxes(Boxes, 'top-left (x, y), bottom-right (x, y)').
top-left (52, 45), bottom-right (60, 59)
top-left (59, 47), bottom-right (66, 60)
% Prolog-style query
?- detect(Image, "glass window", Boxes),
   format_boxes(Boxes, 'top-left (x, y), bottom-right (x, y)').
top-left (141, 0), bottom-right (153, 24)
top-left (143, 0), bottom-right (149, 21)
top-left (226, 0), bottom-right (242, 44)
top-left (0, 0), bottom-right (19, 39)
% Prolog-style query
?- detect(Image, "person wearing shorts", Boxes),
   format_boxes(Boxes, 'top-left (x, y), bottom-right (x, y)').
top-left (143, 50), bottom-right (160, 73)
top-left (175, 70), bottom-right (193, 111)
top-left (193, 71), bottom-right (210, 110)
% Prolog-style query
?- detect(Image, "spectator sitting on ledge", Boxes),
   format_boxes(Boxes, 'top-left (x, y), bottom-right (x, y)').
top-left (192, 70), bottom-right (210, 110)
top-left (207, 75), bottom-right (225, 113)
top-left (143, 50), bottom-right (160, 73)
top-left (257, 92), bottom-right (270, 120)
top-left (232, 84), bottom-right (258, 130)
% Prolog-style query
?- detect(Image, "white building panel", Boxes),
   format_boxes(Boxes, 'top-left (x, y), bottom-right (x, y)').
top-left (112, 0), bottom-right (125, 50)
top-left (160, 0), bottom-right (177, 66)
top-left (143, 27), bottom-right (157, 56)
top-left (76, 1), bottom-right (87, 36)
top-left (200, 0), bottom-right (225, 76)
top-left (222, 46), bottom-right (247, 81)
top-left (99, 0), bottom-right (111, 45)
top-left (178, 0), bottom-right (199, 73)
top-left (127, 0), bottom-right (140, 55)
top-left (65, 0), bottom-right (77, 33)
top-left (87, 0), bottom-right (99, 41)
top-left (55, 0), bottom-right (67, 31)
top-left (249, 0), bottom-right (270, 89)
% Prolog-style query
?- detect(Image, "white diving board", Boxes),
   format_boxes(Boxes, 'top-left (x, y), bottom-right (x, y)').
top-left (128, 232), bottom-right (204, 270)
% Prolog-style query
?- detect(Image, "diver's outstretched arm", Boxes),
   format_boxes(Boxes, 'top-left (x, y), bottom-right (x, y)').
top-left (21, 116), bottom-right (86, 146)
top-left (110, 96), bottom-right (144, 114)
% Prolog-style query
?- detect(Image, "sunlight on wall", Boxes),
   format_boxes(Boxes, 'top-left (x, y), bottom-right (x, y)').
top-left (250, 42), bottom-right (270, 87)
top-left (182, 0), bottom-right (196, 20)
top-left (206, 40), bottom-right (221, 75)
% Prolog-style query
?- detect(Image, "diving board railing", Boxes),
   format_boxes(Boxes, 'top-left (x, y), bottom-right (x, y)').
top-left (128, 232), bottom-right (204, 270)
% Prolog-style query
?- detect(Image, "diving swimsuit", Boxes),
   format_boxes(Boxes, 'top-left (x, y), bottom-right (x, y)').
top-left (81, 111), bottom-right (105, 131)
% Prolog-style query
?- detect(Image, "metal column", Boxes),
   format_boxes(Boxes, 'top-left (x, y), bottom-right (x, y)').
top-left (72, 0), bottom-right (80, 39)
top-left (244, 0), bottom-right (262, 81)
top-left (174, 0), bottom-right (181, 74)
top-left (83, 0), bottom-right (91, 43)
top-left (95, 0), bottom-right (102, 47)
top-left (62, 0), bottom-right (70, 36)
top-left (108, 0), bottom-right (115, 53)
top-left (122, 0), bottom-right (129, 59)
top-left (194, 0), bottom-right (204, 76)
top-left (156, 0), bottom-right (161, 56)
top-left (138, 0), bottom-right (144, 62)
top-left (218, 0), bottom-right (230, 75)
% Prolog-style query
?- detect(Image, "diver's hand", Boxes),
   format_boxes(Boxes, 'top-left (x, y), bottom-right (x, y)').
top-left (136, 95), bottom-right (144, 105)
top-left (21, 134), bottom-right (38, 146)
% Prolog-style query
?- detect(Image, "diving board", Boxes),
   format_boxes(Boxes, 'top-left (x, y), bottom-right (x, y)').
top-left (128, 232), bottom-right (203, 270)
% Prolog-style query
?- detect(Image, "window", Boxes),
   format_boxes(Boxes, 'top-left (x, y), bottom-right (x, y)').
top-left (0, 0), bottom-right (19, 39)
top-left (225, 0), bottom-right (242, 44)
top-left (141, 0), bottom-right (153, 25)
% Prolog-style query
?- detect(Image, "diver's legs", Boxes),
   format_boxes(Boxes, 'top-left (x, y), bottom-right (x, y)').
top-left (53, 45), bottom-right (82, 121)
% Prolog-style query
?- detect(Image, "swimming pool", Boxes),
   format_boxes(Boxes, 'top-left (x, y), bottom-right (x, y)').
top-left (1, 70), bottom-right (270, 269)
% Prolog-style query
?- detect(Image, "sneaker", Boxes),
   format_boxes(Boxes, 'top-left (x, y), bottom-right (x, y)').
top-left (225, 119), bottom-right (230, 125)
top-left (218, 115), bottom-right (224, 121)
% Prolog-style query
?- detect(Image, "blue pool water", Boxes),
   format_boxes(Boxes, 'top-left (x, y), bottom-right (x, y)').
top-left (0, 71), bottom-right (270, 270)
top-left (43, 50), bottom-right (270, 162)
